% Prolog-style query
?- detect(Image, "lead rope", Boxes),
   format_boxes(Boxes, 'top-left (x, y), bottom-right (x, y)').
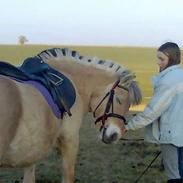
top-left (120, 138), bottom-right (161, 183)
top-left (133, 151), bottom-right (161, 183)
top-left (120, 138), bottom-right (144, 141)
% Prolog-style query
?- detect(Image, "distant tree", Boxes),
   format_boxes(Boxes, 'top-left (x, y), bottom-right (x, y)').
top-left (18, 35), bottom-right (28, 45)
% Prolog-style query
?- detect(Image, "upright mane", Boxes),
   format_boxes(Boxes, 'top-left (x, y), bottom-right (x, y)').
top-left (37, 48), bottom-right (142, 106)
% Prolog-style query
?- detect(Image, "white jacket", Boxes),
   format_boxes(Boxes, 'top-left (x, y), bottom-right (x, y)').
top-left (125, 65), bottom-right (183, 147)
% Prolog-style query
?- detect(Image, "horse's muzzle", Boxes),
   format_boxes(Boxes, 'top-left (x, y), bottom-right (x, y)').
top-left (102, 128), bottom-right (118, 144)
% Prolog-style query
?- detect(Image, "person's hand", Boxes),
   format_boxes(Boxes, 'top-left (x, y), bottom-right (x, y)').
top-left (121, 127), bottom-right (127, 137)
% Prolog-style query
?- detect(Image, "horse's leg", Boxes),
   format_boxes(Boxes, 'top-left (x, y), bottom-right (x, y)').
top-left (58, 133), bottom-right (79, 183)
top-left (23, 165), bottom-right (36, 183)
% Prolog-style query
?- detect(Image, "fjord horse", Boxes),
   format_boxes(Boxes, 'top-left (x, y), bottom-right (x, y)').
top-left (0, 48), bottom-right (141, 183)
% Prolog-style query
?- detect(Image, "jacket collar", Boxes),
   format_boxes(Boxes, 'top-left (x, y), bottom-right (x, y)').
top-left (152, 65), bottom-right (180, 87)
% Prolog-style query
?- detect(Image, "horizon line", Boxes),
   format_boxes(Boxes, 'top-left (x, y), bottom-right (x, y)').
top-left (0, 43), bottom-right (159, 48)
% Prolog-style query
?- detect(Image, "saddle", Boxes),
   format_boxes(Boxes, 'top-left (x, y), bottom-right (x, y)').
top-left (0, 57), bottom-right (76, 118)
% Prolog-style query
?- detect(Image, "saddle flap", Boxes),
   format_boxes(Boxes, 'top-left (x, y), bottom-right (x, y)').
top-left (47, 72), bottom-right (64, 86)
top-left (45, 68), bottom-right (76, 116)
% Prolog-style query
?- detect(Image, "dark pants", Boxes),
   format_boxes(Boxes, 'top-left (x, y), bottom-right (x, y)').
top-left (178, 147), bottom-right (183, 178)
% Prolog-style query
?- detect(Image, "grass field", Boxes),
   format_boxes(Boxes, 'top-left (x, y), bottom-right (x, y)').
top-left (0, 44), bottom-right (179, 183)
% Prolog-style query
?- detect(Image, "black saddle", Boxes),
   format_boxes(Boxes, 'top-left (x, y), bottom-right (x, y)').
top-left (0, 57), bottom-right (76, 117)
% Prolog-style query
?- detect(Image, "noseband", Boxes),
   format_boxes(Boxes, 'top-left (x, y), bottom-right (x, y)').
top-left (93, 79), bottom-right (128, 131)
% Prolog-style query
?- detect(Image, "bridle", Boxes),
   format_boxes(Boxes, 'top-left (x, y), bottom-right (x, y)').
top-left (93, 79), bottom-right (128, 131)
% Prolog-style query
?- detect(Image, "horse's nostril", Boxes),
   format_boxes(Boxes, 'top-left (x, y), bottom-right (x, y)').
top-left (102, 129), bottom-right (111, 144)
top-left (102, 135), bottom-right (110, 144)
top-left (102, 132), bottom-right (118, 144)
top-left (110, 133), bottom-right (118, 141)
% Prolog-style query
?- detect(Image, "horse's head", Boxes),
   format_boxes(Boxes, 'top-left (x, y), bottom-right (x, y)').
top-left (90, 70), bottom-right (142, 144)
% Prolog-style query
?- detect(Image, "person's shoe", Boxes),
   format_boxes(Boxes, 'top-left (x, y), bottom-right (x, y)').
top-left (168, 179), bottom-right (183, 183)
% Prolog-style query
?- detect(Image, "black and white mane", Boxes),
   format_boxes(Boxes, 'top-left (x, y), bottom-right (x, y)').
top-left (37, 48), bottom-right (142, 105)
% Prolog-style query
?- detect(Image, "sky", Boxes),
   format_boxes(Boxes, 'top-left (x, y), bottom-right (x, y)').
top-left (1, 0), bottom-right (183, 46)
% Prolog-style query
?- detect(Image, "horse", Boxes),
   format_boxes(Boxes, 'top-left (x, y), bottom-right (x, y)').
top-left (0, 48), bottom-right (142, 183)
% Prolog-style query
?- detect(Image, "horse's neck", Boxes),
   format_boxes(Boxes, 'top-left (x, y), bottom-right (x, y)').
top-left (49, 61), bottom-right (116, 113)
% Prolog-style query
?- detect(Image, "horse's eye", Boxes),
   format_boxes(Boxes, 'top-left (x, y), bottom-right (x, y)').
top-left (116, 97), bottom-right (122, 105)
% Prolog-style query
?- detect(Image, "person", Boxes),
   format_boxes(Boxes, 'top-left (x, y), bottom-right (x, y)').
top-left (123, 42), bottom-right (183, 183)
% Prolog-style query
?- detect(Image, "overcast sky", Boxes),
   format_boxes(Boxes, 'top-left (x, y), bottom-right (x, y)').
top-left (1, 0), bottom-right (183, 46)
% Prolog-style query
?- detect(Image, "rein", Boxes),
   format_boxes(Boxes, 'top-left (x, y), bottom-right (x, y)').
top-left (93, 79), bottom-right (127, 131)
top-left (133, 151), bottom-right (161, 183)
top-left (120, 137), bottom-right (161, 183)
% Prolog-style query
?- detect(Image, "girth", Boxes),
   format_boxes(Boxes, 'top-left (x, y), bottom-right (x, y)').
top-left (0, 57), bottom-right (76, 118)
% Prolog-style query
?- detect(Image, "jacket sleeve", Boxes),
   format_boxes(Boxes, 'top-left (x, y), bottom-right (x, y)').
top-left (125, 83), bottom-right (176, 130)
